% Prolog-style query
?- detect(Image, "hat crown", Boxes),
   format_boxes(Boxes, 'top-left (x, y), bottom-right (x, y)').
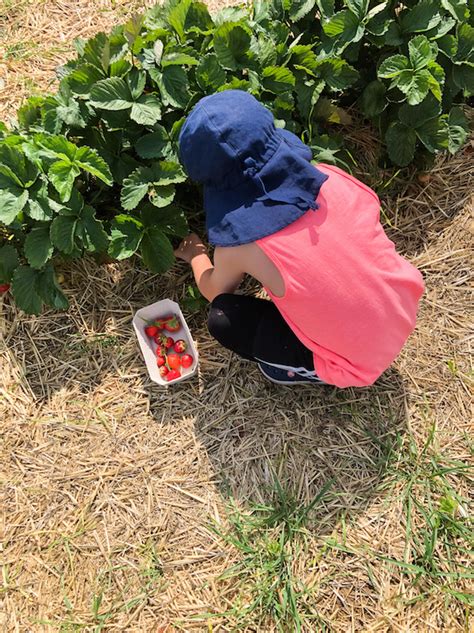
top-left (179, 90), bottom-right (278, 187)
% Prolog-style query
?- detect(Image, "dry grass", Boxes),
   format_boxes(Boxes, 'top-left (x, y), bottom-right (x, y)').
top-left (1, 1), bottom-right (473, 631)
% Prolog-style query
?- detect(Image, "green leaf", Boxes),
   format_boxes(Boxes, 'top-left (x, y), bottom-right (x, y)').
top-left (130, 94), bottom-right (163, 125)
top-left (140, 227), bottom-right (175, 273)
top-left (440, 0), bottom-right (468, 21)
top-left (75, 146), bottom-right (113, 184)
top-left (34, 134), bottom-right (78, 161)
top-left (295, 78), bottom-right (325, 121)
top-left (416, 115), bottom-right (449, 151)
top-left (196, 54), bottom-right (227, 91)
top-left (398, 94), bottom-right (441, 128)
top-left (400, 0), bottom-right (442, 33)
top-left (135, 126), bottom-right (170, 159)
top-left (318, 58), bottom-right (359, 90)
top-left (314, 97), bottom-right (353, 123)
top-left (0, 188), bottom-right (28, 224)
top-left (262, 66), bottom-right (296, 93)
top-left (121, 161), bottom-right (186, 210)
top-left (0, 144), bottom-right (39, 187)
top-left (446, 106), bottom-right (469, 152)
top-left (0, 244), bottom-right (19, 283)
top-left (322, 9), bottom-right (363, 41)
top-left (452, 63), bottom-right (474, 92)
top-left (26, 178), bottom-right (54, 221)
top-left (153, 65), bottom-right (190, 108)
top-left (67, 64), bottom-right (104, 96)
top-left (378, 54), bottom-right (410, 78)
top-left (385, 121), bottom-right (417, 166)
top-left (161, 52), bottom-right (199, 67)
top-left (409, 35), bottom-right (438, 69)
top-left (289, 0), bottom-right (317, 21)
top-left (36, 263), bottom-right (69, 310)
top-left (168, 0), bottom-right (213, 40)
top-left (346, 0), bottom-right (369, 20)
top-left (83, 32), bottom-right (110, 74)
top-left (127, 68), bottom-right (146, 100)
top-left (361, 80), bottom-right (387, 117)
top-left (121, 174), bottom-right (149, 210)
top-left (11, 266), bottom-right (43, 315)
top-left (455, 23), bottom-right (474, 63)
top-left (90, 77), bottom-right (133, 110)
top-left (149, 184), bottom-right (176, 207)
top-left (108, 214), bottom-right (144, 259)
top-left (142, 203), bottom-right (189, 237)
top-left (213, 22), bottom-right (251, 71)
top-left (50, 215), bottom-right (78, 254)
top-left (24, 226), bottom-right (54, 269)
top-left (48, 160), bottom-right (81, 202)
top-left (80, 205), bottom-right (109, 252)
top-left (406, 69), bottom-right (433, 104)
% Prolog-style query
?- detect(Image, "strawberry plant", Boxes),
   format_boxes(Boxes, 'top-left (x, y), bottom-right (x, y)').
top-left (0, 0), bottom-right (472, 314)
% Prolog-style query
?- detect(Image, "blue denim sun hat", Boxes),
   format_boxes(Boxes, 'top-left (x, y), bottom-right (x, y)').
top-left (178, 90), bottom-right (329, 247)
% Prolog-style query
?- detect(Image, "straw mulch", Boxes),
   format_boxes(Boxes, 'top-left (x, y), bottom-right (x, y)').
top-left (1, 1), bottom-right (473, 631)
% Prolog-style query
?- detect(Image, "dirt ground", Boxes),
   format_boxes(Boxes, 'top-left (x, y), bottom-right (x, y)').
top-left (1, 1), bottom-right (473, 631)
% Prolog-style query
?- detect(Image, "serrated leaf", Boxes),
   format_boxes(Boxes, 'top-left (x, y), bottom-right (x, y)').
top-left (452, 63), bottom-right (474, 92)
top-left (378, 54), bottom-right (410, 78)
top-left (262, 66), bottom-right (296, 93)
top-left (295, 78), bottom-right (325, 121)
top-left (83, 32), bottom-right (110, 74)
top-left (130, 94), bottom-right (163, 125)
top-left (48, 160), bottom-right (81, 202)
top-left (34, 134), bottom-right (78, 161)
top-left (446, 106), bottom-right (469, 152)
top-left (80, 205), bottom-right (109, 252)
top-left (0, 188), bottom-right (28, 224)
top-left (90, 77), bottom-right (133, 110)
top-left (127, 68), bottom-right (146, 100)
top-left (66, 64), bottom-right (103, 97)
top-left (0, 244), bottom-right (19, 283)
top-left (346, 0), bottom-right (369, 20)
top-left (0, 144), bottom-right (39, 187)
top-left (400, 0), bottom-right (442, 33)
top-left (161, 52), bottom-right (199, 66)
top-left (140, 227), bottom-right (175, 273)
top-left (121, 161), bottom-right (185, 210)
top-left (416, 115), bottom-right (449, 151)
top-left (440, 0), bottom-right (468, 21)
top-left (75, 146), bottom-right (113, 184)
top-left (455, 23), bottom-right (474, 63)
top-left (361, 80), bottom-right (387, 117)
top-left (322, 9), bottom-right (363, 41)
top-left (289, 0), bottom-right (317, 21)
top-left (318, 58), bottom-right (359, 90)
top-left (196, 54), bottom-right (227, 91)
top-left (408, 35), bottom-right (438, 69)
top-left (149, 184), bottom-right (176, 207)
top-left (11, 266), bottom-right (43, 315)
top-left (142, 203), bottom-right (189, 237)
top-left (50, 215), bottom-right (78, 253)
top-left (213, 22), bottom-right (251, 71)
top-left (152, 65), bottom-right (190, 108)
top-left (135, 126), bottom-right (170, 159)
top-left (386, 121), bottom-right (417, 165)
top-left (168, 0), bottom-right (213, 40)
top-left (24, 226), bottom-right (53, 269)
top-left (405, 69), bottom-right (432, 104)
top-left (36, 263), bottom-right (68, 310)
top-left (108, 214), bottom-right (144, 259)
top-left (398, 94), bottom-right (441, 128)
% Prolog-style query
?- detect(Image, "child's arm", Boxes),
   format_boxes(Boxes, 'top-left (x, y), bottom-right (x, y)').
top-left (175, 233), bottom-right (244, 302)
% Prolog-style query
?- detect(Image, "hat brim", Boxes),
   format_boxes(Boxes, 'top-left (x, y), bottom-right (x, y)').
top-left (204, 129), bottom-right (328, 247)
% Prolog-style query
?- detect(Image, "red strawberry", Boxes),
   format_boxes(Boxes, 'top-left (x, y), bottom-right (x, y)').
top-left (164, 336), bottom-right (174, 349)
top-left (145, 325), bottom-right (159, 338)
top-left (156, 355), bottom-right (166, 367)
top-left (164, 316), bottom-right (180, 332)
top-left (181, 353), bottom-right (194, 369)
top-left (0, 283), bottom-right (10, 293)
top-left (173, 339), bottom-right (187, 353)
top-left (159, 365), bottom-right (169, 378)
top-left (156, 344), bottom-right (167, 357)
top-left (167, 353), bottom-right (181, 370)
top-left (166, 369), bottom-right (181, 382)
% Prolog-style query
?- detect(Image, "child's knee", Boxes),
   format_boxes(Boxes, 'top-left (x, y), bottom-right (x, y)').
top-left (208, 295), bottom-right (232, 344)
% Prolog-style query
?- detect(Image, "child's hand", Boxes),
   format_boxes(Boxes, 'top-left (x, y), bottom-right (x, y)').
top-left (174, 233), bottom-right (208, 264)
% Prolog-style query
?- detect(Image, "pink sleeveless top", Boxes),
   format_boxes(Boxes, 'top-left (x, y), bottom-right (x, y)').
top-left (256, 163), bottom-right (424, 387)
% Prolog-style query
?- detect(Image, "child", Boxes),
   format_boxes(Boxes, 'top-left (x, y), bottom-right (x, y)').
top-left (175, 90), bottom-right (424, 387)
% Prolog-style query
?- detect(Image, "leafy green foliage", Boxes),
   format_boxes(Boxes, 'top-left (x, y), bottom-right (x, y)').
top-left (0, 0), bottom-right (472, 313)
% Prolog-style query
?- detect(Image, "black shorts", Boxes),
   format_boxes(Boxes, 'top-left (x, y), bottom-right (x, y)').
top-left (207, 293), bottom-right (317, 375)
